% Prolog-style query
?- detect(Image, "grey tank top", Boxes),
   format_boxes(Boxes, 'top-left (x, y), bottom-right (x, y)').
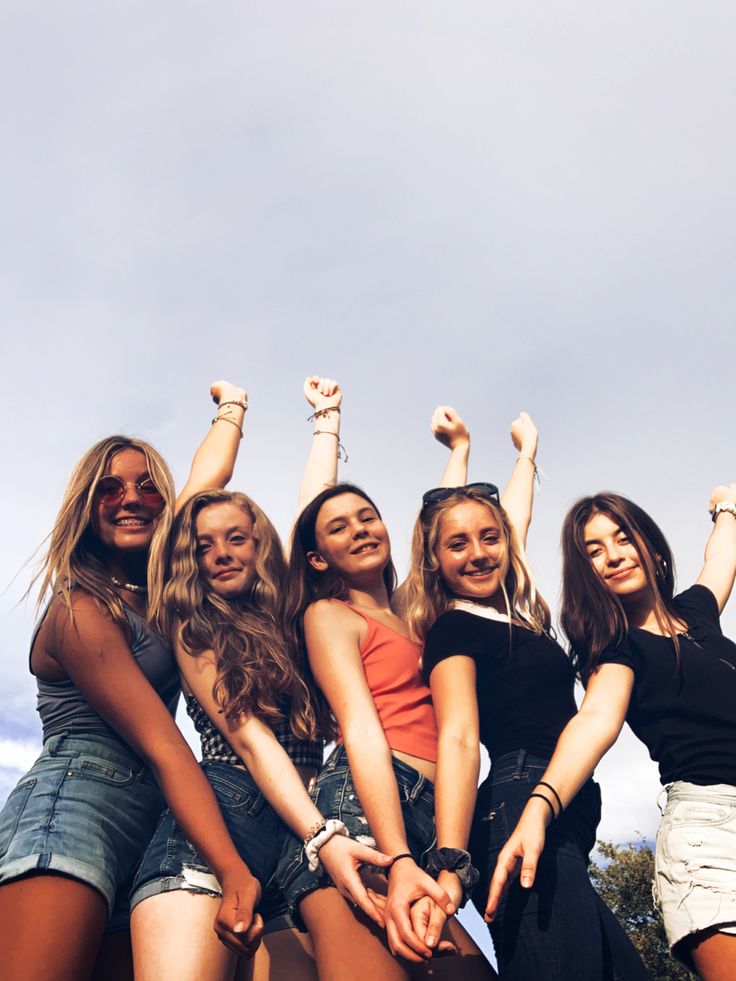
top-left (33, 601), bottom-right (180, 742)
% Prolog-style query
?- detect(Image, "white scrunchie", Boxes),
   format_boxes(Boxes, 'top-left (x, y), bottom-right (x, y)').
top-left (305, 819), bottom-right (349, 873)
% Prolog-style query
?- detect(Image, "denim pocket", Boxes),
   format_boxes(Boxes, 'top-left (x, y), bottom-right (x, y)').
top-left (0, 778), bottom-right (36, 858)
top-left (208, 772), bottom-right (259, 811)
top-left (73, 757), bottom-right (136, 786)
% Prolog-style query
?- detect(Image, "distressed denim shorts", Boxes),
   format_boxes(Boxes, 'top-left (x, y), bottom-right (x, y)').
top-left (655, 781), bottom-right (736, 955)
top-left (0, 731), bottom-right (164, 931)
top-left (131, 760), bottom-right (292, 932)
top-left (278, 744), bottom-right (437, 927)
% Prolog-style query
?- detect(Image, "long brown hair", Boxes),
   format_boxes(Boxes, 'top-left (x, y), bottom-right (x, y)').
top-left (165, 489), bottom-right (318, 740)
top-left (33, 435), bottom-right (175, 625)
top-left (403, 488), bottom-right (551, 643)
top-left (285, 483), bottom-right (398, 738)
top-left (561, 492), bottom-right (680, 680)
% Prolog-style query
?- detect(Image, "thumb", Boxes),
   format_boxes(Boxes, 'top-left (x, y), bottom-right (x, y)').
top-left (357, 846), bottom-right (393, 867)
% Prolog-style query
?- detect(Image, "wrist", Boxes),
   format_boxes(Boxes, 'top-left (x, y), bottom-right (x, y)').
top-left (449, 438), bottom-right (470, 452)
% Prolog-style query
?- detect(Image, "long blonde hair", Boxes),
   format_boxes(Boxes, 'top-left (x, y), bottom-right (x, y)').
top-left (165, 489), bottom-right (319, 741)
top-left (33, 435), bottom-right (175, 625)
top-left (403, 488), bottom-right (551, 643)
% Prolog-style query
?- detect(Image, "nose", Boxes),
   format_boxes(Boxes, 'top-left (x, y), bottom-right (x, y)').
top-left (605, 543), bottom-right (625, 565)
top-left (468, 538), bottom-right (488, 563)
top-left (120, 482), bottom-right (143, 508)
top-left (213, 541), bottom-right (233, 564)
top-left (351, 522), bottom-right (369, 539)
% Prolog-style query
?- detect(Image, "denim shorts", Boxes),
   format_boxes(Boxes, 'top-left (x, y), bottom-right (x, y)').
top-left (278, 744), bottom-right (437, 928)
top-left (470, 749), bottom-right (649, 981)
top-left (131, 761), bottom-right (292, 932)
top-left (0, 731), bottom-right (164, 932)
top-left (655, 781), bottom-right (736, 956)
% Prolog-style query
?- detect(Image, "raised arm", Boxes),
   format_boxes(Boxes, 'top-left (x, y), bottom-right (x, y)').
top-left (485, 662), bottom-right (633, 921)
top-left (304, 600), bottom-right (454, 962)
top-left (297, 377), bottom-right (343, 513)
top-left (48, 594), bottom-right (261, 955)
top-left (697, 484), bottom-right (736, 612)
top-left (174, 636), bottom-right (390, 926)
top-left (500, 412), bottom-right (538, 549)
top-left (175, 380), bottom-right (249, 515)
top-left (433, 407), bottom-right (471, 488)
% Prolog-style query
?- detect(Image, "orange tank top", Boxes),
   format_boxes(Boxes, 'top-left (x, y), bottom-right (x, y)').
top-left (335, 600), bottom-right (438, 763)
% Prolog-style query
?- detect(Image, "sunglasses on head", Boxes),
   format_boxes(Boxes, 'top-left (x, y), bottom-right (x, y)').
top-left (93, 476), bottom-right (166, 515)
top-left (421, 482), bottom-right (500, 511)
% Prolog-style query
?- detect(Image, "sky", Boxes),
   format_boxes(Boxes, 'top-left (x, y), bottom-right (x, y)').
top-left (1, 0), bottom-right (735, 963)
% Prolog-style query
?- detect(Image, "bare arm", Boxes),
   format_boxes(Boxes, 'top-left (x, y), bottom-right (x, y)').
top-left (433, 407), bottom-right (471, 488)
top-left (500, 412), bottom-right (538, 550)
top-left (697, 484), bottom-right (736, 612)
top-left (485, 663), bottom-right (633, 920)
top-left (175, 636), bottom-right (390, 925)
top-left (304, 600), bottom-right (454, 961)
top-left (49, 594), bottom-right (261, 955)
top-left (175, 380), bottom-right (249, 515)
top-left (297, 377), bottom-right (343, 513)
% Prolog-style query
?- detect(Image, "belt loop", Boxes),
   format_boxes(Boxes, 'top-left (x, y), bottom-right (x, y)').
top-left (513, 749), bottom-right (527, 780)
top-left (47, 730), bottom-right (69, 757)
top-left (408, 774), bottom-right (425, 804)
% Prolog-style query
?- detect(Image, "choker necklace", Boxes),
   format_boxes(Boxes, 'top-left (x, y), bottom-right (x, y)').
top-left (111, 576), bottom-right (147, 594)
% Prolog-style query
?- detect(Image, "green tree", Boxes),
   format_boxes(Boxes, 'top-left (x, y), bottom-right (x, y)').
top-left (590, 840), bottom-right (692, 980)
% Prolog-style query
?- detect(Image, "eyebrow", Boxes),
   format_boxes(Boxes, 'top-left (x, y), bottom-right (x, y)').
top-left (197, 525), bottom-right (250, 540)
top-left (584, 525), bottom-right (624, 546)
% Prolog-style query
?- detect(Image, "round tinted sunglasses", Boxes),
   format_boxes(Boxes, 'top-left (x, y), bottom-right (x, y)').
top-left (421, 481), bottom-right (500, 511)
top-left (93, 476), bottom-right (166, 515)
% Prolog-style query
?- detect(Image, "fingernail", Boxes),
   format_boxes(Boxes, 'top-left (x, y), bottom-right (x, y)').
top-left (427, 934), bottom-right (437, 947)
top-left (521, 875), bottom-right (532, 888)
top-left (234, 922), bottom-right (245, 933)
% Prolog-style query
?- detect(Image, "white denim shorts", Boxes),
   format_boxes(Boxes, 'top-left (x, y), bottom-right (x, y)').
top-left (654, 781), bottom-right (736, 956)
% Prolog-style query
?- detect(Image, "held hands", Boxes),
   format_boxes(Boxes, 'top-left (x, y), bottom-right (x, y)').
top-left (304, 376), bottom-right (342, 413)
top-left (215, 865), bottom-right (263, 957)
top-left (484, 804), bottom-right (548, 923)
top-left (432, 407), bottom-right (470, 451)
top-left (408, 869), bottom-right (462, 955)
top-left (318, 834), bottom-right (393, 928)
top-left (510, 411), bottom-right (538, 462)
top-left (210, 380), bottom-right (248, 407)
top-left (384, 858), bottom-right (456, 962)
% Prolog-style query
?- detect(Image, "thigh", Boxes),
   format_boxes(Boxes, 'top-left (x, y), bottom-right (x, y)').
top-left (250, 926), bottom-right (317, 981)
top-left (91, 929), bottom-right (133, 981)
top-left (0, 873), bottom-right (108, 981)
top-left (131, 890), bottom-right (237, 981)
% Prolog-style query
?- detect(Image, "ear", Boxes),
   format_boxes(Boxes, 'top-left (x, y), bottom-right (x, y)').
top-left (307, 549), bottom-right (329, 573)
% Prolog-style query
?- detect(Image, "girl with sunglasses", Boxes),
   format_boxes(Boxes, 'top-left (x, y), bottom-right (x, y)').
top-left (0, 382), bottom-right (263, 981)
top-left (403, 415), bottom-right (649, 980)
top-left (486, 487), bottom-right (736, 980)
top-left (129, 378), bottom-right (391, 981)
top-left (281, 407), bottom-right (496, 981)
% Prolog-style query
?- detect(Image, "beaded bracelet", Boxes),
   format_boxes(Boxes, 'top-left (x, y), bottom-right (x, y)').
top-left (308, 405), bottom-right (341, 421)
top-left (217, 397), bottom-right (248, 412)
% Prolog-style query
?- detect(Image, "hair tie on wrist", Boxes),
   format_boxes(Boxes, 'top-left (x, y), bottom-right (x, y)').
top-left (389, 852), bottom-right (414, 871)
top-left (535, 780), bottom-right (563, 815)
top-left (528, 793), bottom-right (556, 821)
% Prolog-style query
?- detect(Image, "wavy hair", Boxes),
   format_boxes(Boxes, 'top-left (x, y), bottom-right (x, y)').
top-left (403, 488), bottom-right (551, 644)
top-left (32, 435), bottom-right (175, 625)
top-left (561, 492), bottom-right (680, 680)
top-left (285, 483), bottom-right (398, 737)
top-left (165, 489), bottom-right (318, 740)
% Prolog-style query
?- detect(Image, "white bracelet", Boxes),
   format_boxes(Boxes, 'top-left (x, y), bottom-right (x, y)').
top-left (304, 819), bottom-right (349, 873)
top-left (711, 501), bottom-right (736, 523)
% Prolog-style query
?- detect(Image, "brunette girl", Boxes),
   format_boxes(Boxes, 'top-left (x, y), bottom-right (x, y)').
top-left (487, 487), bottom-right (736, 981)
top-left (0, 382), bottom-right (261, 981)
top-left (403, 416), bottom-right (649, 980)
top-left (280, 408), bottom-right (496, 981)
top-left (130, 378), bottom-right (389, 981)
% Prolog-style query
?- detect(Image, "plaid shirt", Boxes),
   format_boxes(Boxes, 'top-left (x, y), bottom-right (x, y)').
top-left (185, 693), bottom-right (323, 770)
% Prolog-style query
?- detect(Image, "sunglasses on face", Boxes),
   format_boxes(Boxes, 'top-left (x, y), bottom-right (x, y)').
top-left (421, 481), bottom-right (500, 510)
top-left (93, 476), bottom-right (166, 515)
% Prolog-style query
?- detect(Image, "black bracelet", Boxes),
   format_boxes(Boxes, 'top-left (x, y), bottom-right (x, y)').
top-left (389, 852), bottom-right (415, 873)
top-left (535, 781), bottom-right (563, 816)
top-left (529, 793), bottom-right (556, 821)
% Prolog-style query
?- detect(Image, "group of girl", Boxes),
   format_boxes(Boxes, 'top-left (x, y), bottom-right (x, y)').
top-left (0, 377), bottom-right (734, 981)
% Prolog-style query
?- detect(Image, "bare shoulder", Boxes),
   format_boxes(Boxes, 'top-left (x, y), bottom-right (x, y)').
top-left (304, 598), bottom-right (365, 644)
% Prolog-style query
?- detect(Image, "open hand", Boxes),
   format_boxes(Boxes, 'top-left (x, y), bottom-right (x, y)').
top-left (484, 810), bottom-right (546, 922)
top-left (319, 835), bottom-right (392, 928)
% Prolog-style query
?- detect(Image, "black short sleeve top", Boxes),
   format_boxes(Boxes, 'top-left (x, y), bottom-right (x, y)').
top-left (423, 609), bottom-right (577, 761)
top-left (598, 585), bottom-right (736, 786)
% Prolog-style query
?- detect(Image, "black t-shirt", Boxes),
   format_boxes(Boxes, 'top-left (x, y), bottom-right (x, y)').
top-left (423, 609), bottom-right (577, 761)
top-left (599, 585), bottom-right (736, 786)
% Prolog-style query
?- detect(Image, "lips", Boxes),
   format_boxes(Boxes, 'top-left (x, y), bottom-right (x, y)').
top-left (606, 567), bottom-right (636, 581)
top-left (214, 568), bottom-right (241, 580)
top-left (113, 517), bottom-right (150, 527)
top-left (350, 542), bottom-right (379, 555)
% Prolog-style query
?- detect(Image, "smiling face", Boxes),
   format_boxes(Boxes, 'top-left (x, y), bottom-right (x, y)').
top-left (435, 499), bottom-right (507, 603)
top-left (91, 448), bottom-right (164, 555)
top-left (195, 501), bottom-right (258, 599)
top-left (308, 492), bottom-right (390, 582)
top-left (583, 512), bottom-right (651, 604)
